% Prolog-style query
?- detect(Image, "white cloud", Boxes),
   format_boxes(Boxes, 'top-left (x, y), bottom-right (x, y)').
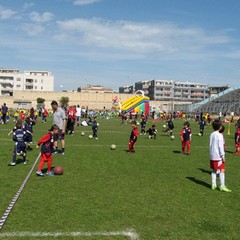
top-left (56, 18), bottom-right (232, 56)
top-left (29, 11), bottom-right (54, 23)
top-left (23, 3), bottom-right (35, 10)
top-left (0, 5), bottom-right (17, 19)
top-left (21, 23), bottom-right (45, 36)
top-left (73, 0), bottom-right (101, 5)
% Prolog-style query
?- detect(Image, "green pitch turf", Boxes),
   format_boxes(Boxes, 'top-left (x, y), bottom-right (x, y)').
top-left (0, 117), bottom-right (240, 240)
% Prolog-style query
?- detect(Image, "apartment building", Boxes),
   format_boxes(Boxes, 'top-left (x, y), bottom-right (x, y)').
top-left (0, 68), bottom-right (54, 96)
top-left (135, 79), bottom-right (210, 103)
top-left (119, 85), bottom-right (134, 94)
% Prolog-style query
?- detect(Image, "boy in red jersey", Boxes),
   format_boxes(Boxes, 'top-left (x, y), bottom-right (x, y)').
top-left (180, 121), bottom-right (192, 155)
top-left (36, 124), bottom-right (59, 176)
top-left (128, 121), bottom-right (139, 153)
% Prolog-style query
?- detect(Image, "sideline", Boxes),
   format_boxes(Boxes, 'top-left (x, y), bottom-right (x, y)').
top-left (0, 153), bottom-right (41, 231)
top-left (0, 229), bottom-right (140, 239)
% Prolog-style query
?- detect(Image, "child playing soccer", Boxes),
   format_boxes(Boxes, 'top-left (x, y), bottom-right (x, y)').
top-left (92, 116), bottom-right (98, 140)
top-left (140, 114), bottom-right (147, 135)
top-left (128, 121), bottom-right (139, 153)
top-left (9, 120), bottom-right (27, 166)
top-left (36, 124), bottom-right (59, 176)
top-left (234, 123), bottom-right (240, 154)
top-left (180, 121), bottom-right (192, 155)
top-left (163, 118), bottom-right (174, 136)
top-left (198, 117), bottom-right (206, 136)
top-left (146, 124), bottom-right (157, 139)
top-left (210, 119), bottom-right (231, 192)
top-left (24, 117), bottom-right (36, 149)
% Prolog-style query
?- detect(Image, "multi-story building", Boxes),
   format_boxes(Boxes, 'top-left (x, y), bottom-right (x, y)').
top-left (119, 85), bottom-right (134, 94)
top-left (142, 80), bottom-right (209, 102)
top-left (0, 68), bottom-right (54, 96)
top-left (135, 81), bottom-right (151, 96)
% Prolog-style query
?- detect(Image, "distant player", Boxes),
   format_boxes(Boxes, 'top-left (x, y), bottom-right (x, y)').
top-left (140, 114), bottom-right (147, 135)
top-left (163, 118), bottom-right (174, 136)
top-left (180, 121), bottom-right (192, 155)
top-left (92, 116), bottom-right (99, 140)
top-left (36, 124), bottom-right (60, 176)
top-left (121, 111), bottom-right (127, 124)
top-left (198, 117), bottom-right (206, 136)
top-left (210, 119), bottom-right (231, 192)
top-left (146, 124), bottom-right (157, 139)
top-left (9, 120), bottom-right (27, 166)
top-left (24, 117), bottom-right (36, 149)
top-left (128, 121), bottom-right (139, 153)
top-left (234, 123), bottom-right (240, 155)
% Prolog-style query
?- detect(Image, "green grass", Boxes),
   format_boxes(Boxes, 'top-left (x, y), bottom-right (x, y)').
top-left (0, 117), bottom-right (240, 240)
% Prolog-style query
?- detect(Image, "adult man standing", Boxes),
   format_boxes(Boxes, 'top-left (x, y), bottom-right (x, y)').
top-left (51, 100), bottom-right (67, 155)
top-left (2, 103), bottom-right (8, 124)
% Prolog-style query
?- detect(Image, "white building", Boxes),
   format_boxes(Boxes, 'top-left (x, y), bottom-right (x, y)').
top-left (0, 68), bottom-right (54, 96)
top-left (135, 79), bottom-right (210, 103)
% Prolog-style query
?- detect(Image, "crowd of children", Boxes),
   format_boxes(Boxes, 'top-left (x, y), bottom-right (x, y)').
top-left (3, 104), bottom-right (240, 189)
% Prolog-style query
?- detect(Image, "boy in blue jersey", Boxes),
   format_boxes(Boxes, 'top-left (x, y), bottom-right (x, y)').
top-left (9, 121), bottom-right (27, 166)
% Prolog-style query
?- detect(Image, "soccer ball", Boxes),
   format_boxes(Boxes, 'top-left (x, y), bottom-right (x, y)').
top-left (81, 132), bottom-right (85, 136)
top-left (170, 135), bottom-right (175, 140)
top-left (53, 166), bottom-right (64, 175)
top-left (163, 124), bottom-right (166, 128)
top-left (198, 133), bottom-right (202, 136)
top-left (89, 135), bottom-right (93, 139)
top-left (110, 144), bottom-right (116, 150)
top-left (136, 122), bottom-right (140, 126)
top-left (97, 123), bottom-right (99, 126)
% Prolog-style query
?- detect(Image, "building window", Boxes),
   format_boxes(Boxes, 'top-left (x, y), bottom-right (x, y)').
top-left (41, 79), bottom-right (43, 83)
top-left (41, 86), bottom-right (43, 90)
top-left (17, 78), bottom-right (21, 81)
top-left (35, 79), bottom-right (37, 83)
top-left (16, 85), bottom-right (21, 88)
top-left (35, 86), bottom-right (37, 89)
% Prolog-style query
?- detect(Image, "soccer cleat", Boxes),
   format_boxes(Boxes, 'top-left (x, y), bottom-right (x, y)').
top-left (46, 171), bottom-right (54, 176)
top-left (211, 185), bottom-right (217, 190)
top-left (234, 151), bottom-right (239, 155)
top-left (9, 162), bottom-right (16, 166)
top-left (36, 171), bottom-right (44, 176)
top-left (219, 186), bottom-right (232, 192)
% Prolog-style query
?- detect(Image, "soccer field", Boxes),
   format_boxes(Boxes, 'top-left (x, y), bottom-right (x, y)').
top-left (0, 117), bottom-right (240, 240)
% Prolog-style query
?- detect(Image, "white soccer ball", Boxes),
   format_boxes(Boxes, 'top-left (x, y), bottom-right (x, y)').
top-left (89, 135), bottom-right (93, 139)
top-left (136, 122), bottom-right (140, 126)
top-left (110, 144), bottom-right (116, 150)
top-left (198, 133), bottom-right (202, 136)
top-left (170, 135), bottom-right (175, 140)
top-left (81, 132), bottom-right (85, 136)
top-left (97, 123), bottom-right (99, 126)
top-left (163, 124), bottom-right (166, 128)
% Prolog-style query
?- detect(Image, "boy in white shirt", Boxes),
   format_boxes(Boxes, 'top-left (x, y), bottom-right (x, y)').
top-left (210, 119), bottom-right (231, 192)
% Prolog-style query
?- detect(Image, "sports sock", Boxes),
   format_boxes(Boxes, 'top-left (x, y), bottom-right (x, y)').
top-left (211, 171), bottom-right (217, 186)
top-left (220, 172), bottom-right (225, 187)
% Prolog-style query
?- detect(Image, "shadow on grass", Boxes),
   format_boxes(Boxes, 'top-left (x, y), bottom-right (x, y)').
top-left (225, 150), bottom-right (234, 154)
top-left (186, 176), bottom-right (211, 189)
top-left (173, 150), bottom-right (182, 154)
top-left (198, 168), bottom-right (211, 175)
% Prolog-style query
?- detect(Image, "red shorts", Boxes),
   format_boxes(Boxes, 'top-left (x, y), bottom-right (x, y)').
top-left (182, 140), bottom-right (190, 148)
top-left (210, 160), bottom-right (225, 171)
top-left (236, 142), bottom-right (240, 148)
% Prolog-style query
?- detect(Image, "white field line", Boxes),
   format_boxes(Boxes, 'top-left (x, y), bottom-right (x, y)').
top-left (0, 229), bottom-right (139, 240)
top-left (0, 153), bottom-right (41, 231)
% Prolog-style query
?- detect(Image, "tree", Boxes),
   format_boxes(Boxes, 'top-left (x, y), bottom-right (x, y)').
top-left (36, 97), bottom-right (45, 109)
top-left (60, 96), bottom-right (69, 108)
top-left (37, 97), bottom-right (45, 104)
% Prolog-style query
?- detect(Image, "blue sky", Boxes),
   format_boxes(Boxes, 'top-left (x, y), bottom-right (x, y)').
top-left (0, 0), bottom-right (240, 91)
